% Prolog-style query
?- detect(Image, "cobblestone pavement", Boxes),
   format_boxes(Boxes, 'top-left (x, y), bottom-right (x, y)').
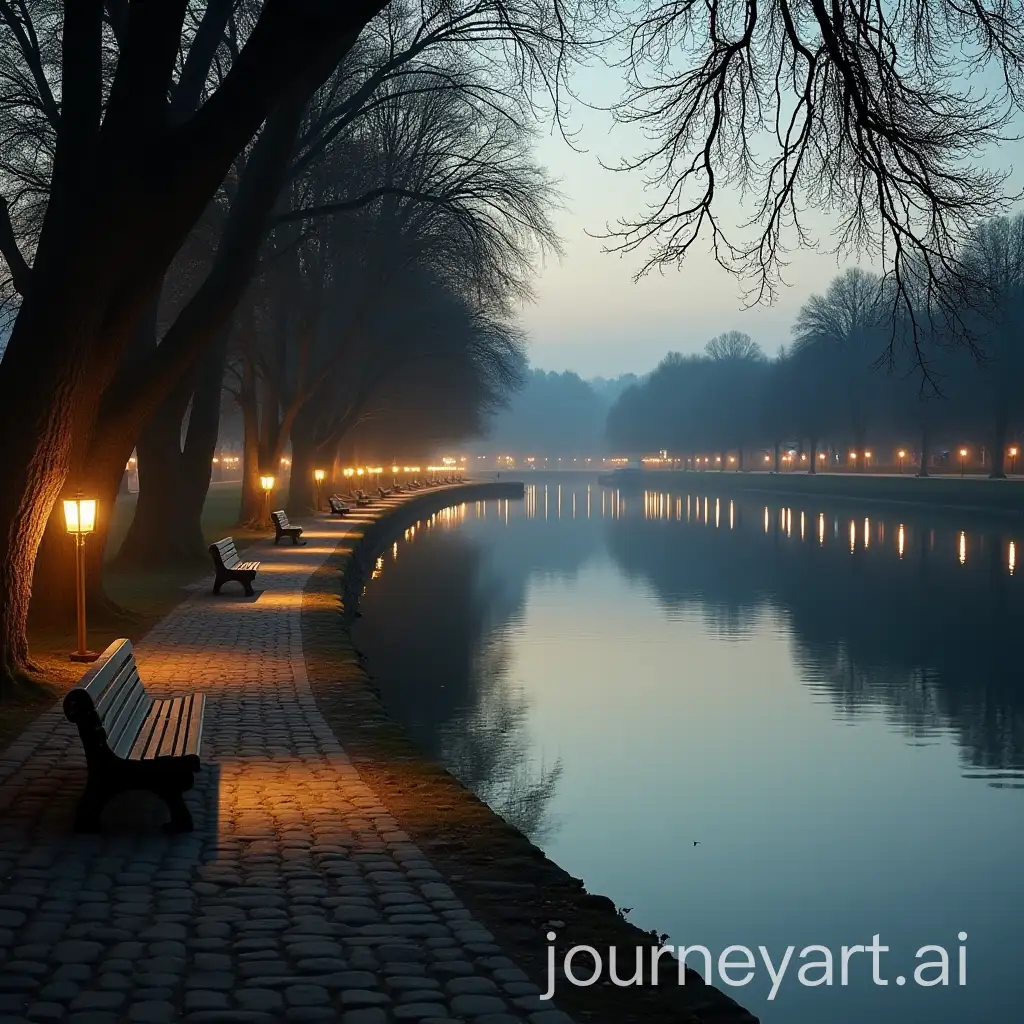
top-left (0, 495), bottom-right (573, 1024)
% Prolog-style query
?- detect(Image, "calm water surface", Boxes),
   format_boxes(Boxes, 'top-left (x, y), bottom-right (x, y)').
top-left (352, 476), bottom-right (1024, 1024)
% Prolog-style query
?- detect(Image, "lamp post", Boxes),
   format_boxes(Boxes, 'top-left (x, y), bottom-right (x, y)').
top-left (63, 494), bottom-right (99, 663)
top-left (260, 475), bottom-right (275, 522)
top-left (959, 448), bottom-right (968, 477)
top-left (1010, 446), bottom-right (1018, 474)
top-left (313, 468), bottom-right (325, 511)
top-left (898, 449), bottom-right (906, 474)
top-left (864, 450), bottom-right (872, 470)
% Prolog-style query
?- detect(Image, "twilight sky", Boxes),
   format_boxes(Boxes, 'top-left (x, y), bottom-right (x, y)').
top-left (519, 67), bottom-right (1024, 381)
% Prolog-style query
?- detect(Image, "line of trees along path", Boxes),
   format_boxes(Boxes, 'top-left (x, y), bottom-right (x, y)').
top-left (4, 0), bottom-right (1024, 689)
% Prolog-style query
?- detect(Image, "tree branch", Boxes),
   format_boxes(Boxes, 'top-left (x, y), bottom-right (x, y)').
top-left (0, 196), bottom-right (30, 295)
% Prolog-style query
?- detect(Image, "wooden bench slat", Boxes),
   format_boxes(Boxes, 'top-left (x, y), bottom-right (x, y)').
top-left (156, 696), bottom-right (186, 759)
top-left (103, 671), bottom-right (150, 754)
top-left (108, 686), bottom-right (154, 760)
top-left (129, 699), bottom-right (171, 761)
top-left (79, 641), bottom-right (135, 704)
top-left (181, 693), bottom-right (205, 763)
top-left (92, 656), bottom-right (143, 729)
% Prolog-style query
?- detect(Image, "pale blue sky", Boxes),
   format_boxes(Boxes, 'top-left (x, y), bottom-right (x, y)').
top-left (520, 67), bottom-right (1024, 380)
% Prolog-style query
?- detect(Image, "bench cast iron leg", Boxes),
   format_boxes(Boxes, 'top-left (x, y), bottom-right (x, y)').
top-left (244, 579), bottom-right (255, 596)
top-left (160, 785), bottom-right (195, 834)
top-left (73, 780), bottom-right (107, 833)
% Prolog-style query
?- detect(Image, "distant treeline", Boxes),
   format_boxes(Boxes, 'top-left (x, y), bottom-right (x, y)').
top-left (482, 368), bottom-right (637, 456)
top-left (608, 214), bottom-right (1024, 476)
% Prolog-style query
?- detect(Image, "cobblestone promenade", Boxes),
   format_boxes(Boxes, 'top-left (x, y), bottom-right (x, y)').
top-left (0, 493), bottom-right (572, 1024)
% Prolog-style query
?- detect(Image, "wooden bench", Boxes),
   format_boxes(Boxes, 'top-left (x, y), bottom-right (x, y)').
top-left (63, 639), bottom-right (205, 833)
top-left (208, 537), bottom-right (260, 595)
top-left (328, 495), bottom-right (350, 516)
top-left (271, 509), bottom-right (305, 545)
top-left (377, 486), bottom-right (393, 498)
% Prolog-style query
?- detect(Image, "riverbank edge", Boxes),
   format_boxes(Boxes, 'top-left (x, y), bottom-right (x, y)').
top-left (301, 483), bottom-right (760, 1024)
top-left (606, 468), bottom-right (1024, 517)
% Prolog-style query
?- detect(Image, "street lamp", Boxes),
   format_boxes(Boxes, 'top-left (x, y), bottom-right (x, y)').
top-left (898, 449), bottom-right (906, 474)
top-left (63, 494), bottom-right (98, 663)
top-left (864, 450), bottom-right (872, 468)
top-left (313, 468), bottom-right (325, 511)
top-left (260, 474), bottom-right (275, 521)
top-left (1010, 446), bottom-right (1018, 474)
top-left (959, 448), bottom-right (968, 476)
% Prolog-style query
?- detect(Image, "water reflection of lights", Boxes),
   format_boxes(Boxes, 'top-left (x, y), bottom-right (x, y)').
top-left (375, 487), bottom-right (1020, 581)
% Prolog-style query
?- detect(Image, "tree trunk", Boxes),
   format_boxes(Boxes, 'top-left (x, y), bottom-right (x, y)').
top-left (989, 405), bottom-right (1008, 479)
top-left (736, 447), bottom-right (744, 471)
top-left (114, 332), bottom-right (227, 566)
top-left (808, 438), bottom-right (817, 475)
top-left (287, 427), bottom-right (319, 515)
top-left (773, 442), bottom-right (780, 473)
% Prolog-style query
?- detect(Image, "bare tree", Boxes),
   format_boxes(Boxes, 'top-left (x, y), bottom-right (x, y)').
top-left (608, 0), bottom-right (1024, 364)
top-left (0, 0), bottom-right (581, 687)
top-left (704, 330), bottom-right (762, 362)
top-left (957, 213), bottom-right (1024, 477)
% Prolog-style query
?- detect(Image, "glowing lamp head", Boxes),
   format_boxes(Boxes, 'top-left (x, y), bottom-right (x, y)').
top-left (392, 465), bottom-right (399, 473)
top-left (1010, 447), bottom-right (1019, 457)
top-left (898, 450), bottom-right (906, 459)
top-left (357, 468), bottom-right (364, 476)
top-left (960, 448), bottom-right (968, 457)
top-left (314, 469), bottom-right (325, 482)
top-left (864, 451), bottom-right (872, 459)
top-left (63, 495), bottom-right (97, 535)
top-left (260, 475), bottom-right (275, 492)
top-left (344, 468), bottom-right (353, 477)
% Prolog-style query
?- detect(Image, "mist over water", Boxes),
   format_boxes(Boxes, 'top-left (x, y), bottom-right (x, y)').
top-left (353, 476), bottom-right (1024, 1024)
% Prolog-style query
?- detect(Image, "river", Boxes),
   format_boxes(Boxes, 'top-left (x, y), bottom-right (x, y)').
top-left (351, 475), bottom-right (1024, 1024)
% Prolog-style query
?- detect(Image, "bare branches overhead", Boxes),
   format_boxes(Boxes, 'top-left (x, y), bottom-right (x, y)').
top-left (606, 0), bottom-right (1024, 348)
